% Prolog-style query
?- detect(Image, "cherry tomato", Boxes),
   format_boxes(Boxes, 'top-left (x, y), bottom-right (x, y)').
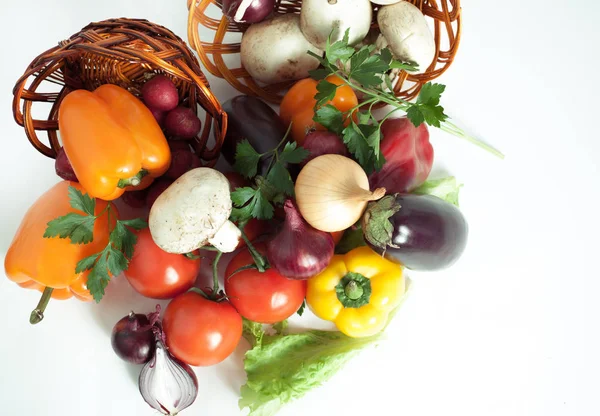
top-left (223, 171), bottom-right (268, 248)
top-left (124, 228), bottom-right (200, 299)
top-left (225, 243), bottom-right (306, 324)
top-left (162, 291), bottom-right (242, 366)
top-left (331, 230), bottom-right (344, 245)
top-left (280, 76), bottom-right (358, 144)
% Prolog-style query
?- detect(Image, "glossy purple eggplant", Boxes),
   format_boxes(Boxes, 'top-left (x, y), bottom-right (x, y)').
top-left (362, 194), bottom-right (468, 271)
top-left (221, 95), bottom-right (295, 177)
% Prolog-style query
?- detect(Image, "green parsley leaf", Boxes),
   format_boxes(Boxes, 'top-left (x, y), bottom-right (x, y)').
top-left (296, 300), bottom-right (306, 317)
top-left (68, 186), bottom-right (96, 216)
top-left (380, 48), bottom-right (393, 66)
top-left (352, 55), bottom-right (390, 88)
top-left (383, 75), bottom-right (395, 93)
top-left (314, 80), bottom-right (338, 108)
top-left (308, 67), bottom-right (330, 81)
top-left (267, 161), bottom-right (295, 197)
top-left (358, 124), bottom-right (385, 170)
top-left (349, 45), bottom-right (372, 73)
top-left (252, 188), bottom-right (274, 220)
top-left (107, 245), bottom-right (129, 278)
top-left (87, 251), bottom-right (110, 303)
top-left (75, 252), bottom-right (100, 274)
top-left (234, 140), bottom-right (262, 179)
top-left (419, 104), bottom-right (448, 128)
top-left (110, 222), bottom-right (138, 259)
top-left (307, 50), bottom-right (328, 67)
top-left (325, 29), bottom-right (355, 65)
top-left (279, 142), bottom-right (309, 165)
top-left (406, 105), bottom-right (426, 127)
top-left (43, 213), bottom-right (96, 244)
top-left (232, 187), bottom-right (257, 207)
top-left (313, 105), bottom-right (344, 135)
top-left (417, 83), bottom-right (446, 106)
top-left (390, 60), bottom-right (419, 72)
top-left (342, 122), bottom-right (375, 174)
top-left (119, 218), bottom-right (148, 230)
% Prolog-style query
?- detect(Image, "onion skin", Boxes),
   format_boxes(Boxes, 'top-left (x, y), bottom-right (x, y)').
top-left (266, 199), bottom-right (334, 279)
top-left (301, 131), bottom-right (349, 166)
top-left (222, 0), bottom-right (274, 23)
top-left (111, 313), bottom-right (156, 364)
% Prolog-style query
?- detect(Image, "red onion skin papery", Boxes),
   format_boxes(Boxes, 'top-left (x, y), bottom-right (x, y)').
top-left (222, 0), bottom-right (275, 24)
top-left (266, 200), bottom-right (334, 280)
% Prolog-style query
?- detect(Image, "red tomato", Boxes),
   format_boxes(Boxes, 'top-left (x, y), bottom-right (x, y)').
top-left (225, 243), bottom-right (306, 324)
top-left (331, 230), bottom-right (344, 245)
top-left (124, 228), bottom-right (200, 299)
top-left (162, 291), bottom-right (242, 366)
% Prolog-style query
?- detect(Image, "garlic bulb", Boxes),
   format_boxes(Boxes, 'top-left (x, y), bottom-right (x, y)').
top-left (294, 155), bottom-right (386, 232)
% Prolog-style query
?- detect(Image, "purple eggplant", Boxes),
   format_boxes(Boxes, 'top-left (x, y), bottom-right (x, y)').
top-left (362, 194), bottom-right (468, 271)
top-left (221, 95), bottom-right (297, 177)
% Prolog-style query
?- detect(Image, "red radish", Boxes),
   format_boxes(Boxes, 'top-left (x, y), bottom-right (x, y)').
top-left (55, 147), bottom-right (78, 182)
top-left (165, 107), bottom-right (201, 139)
top-left (141, 75), bottom-right (179, 112)
top-left (150, 108), bottom-right (166, 127)
top-left (368, 117), bottom-right (433, 193)
top-left (165, 142), bottom-right (201, 180)
top-left (146, 179), bottom-right (174, 208)
top-left (302, 130), bottom-right (349, 165)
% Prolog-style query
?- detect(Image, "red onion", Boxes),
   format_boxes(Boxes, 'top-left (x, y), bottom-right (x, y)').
top-left (266, 199), bottom-right (334, 279)
top-left (222, 0), bottom-right (275, 24)
top-left (301, 130), bottom-right (349, 166)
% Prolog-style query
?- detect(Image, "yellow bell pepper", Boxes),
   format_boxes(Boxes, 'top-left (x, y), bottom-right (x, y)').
top-left (306, 246), bottom-right (405, 338)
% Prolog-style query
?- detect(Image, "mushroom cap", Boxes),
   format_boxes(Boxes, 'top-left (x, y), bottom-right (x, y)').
top-left (377, 1), bottom-right (436, 74)
top-left (149, 168), bottom-right (233, 254)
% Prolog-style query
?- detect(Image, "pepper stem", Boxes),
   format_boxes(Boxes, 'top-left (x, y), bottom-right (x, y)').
top-left (345, 280), bottom-right (364, 300)
top-left (117, 169), bottom-right (149, 189)
top-left (30, 287), bottom-right (54, 325)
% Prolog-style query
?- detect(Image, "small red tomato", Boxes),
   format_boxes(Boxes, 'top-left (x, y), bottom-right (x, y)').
top-left (225, 243), bottom-right (306, 324)
top-left (330, 230), bottom-right (344, 245)
top-left (162, 292), bottom-right (243, 366)
top-left (124, 228), bottom-right (200, 299)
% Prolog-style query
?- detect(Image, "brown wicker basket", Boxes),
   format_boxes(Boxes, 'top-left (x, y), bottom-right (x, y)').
top-left (13, 18), bottom-right (227, 165)
top-left (187, 0), bottom-right (461, 104)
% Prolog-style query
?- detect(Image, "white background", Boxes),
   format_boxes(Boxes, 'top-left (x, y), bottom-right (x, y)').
top-left (1, 1), bottom-right (599, 415)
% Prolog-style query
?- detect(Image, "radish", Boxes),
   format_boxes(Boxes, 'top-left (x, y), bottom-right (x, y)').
top-left (376, 1), bottom-right (436, 74)
top-left (149, 168), bottom-right (241, 254)
top-left (142, 75), bottom-right (179, 112)
top-left (241, 14), bottom-right (323, 84)
top-left (300, 0), bottom-right (372, 49)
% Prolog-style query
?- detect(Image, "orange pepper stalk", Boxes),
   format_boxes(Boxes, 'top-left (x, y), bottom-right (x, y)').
top-left (4, 181), bottom-right (116, 324)
top-left (58, 84), bottom-right (171, 200)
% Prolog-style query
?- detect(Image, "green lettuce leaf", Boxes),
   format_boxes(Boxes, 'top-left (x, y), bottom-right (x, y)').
top-left (239, 283), bottom-right (412, 416)
top-left (412, 176), bottom-right (462, 207)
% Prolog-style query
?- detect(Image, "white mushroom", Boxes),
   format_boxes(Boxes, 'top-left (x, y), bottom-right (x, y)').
top-left (241, 14), bottom-right (323, 84)
top-left (370, 0), bottom-right (402, 5)
top-left (377, 1), bottom-right (436, 74)
top-left (149, 168), bottom-right (241, 254)
top-left (300, 0), bottom-right (373, 50)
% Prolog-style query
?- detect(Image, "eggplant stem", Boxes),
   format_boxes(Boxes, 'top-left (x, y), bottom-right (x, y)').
top-left (30, 287), bottom-right (54, 325)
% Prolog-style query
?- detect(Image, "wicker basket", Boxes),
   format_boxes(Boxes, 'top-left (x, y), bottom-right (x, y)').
top-left (187, 0), bottom-right (461, 104)
top-left (13, 18), bottom-right (227, 165)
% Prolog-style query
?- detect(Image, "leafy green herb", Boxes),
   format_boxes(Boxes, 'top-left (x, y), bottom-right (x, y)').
top-left (296, 300), bottom-right (306, 317)
top-left (239, 299), bottom-right (407, 416)
top-left (44, 185), bottom-right (147, 302)
top-left (412, 176), bottom-right (463, 207)
top-left (231, 130), bottom-right (309, 223)
top-left (334, 226), bottom-right (366, 254)
top-left (308, 29), bottom-right (504, 173)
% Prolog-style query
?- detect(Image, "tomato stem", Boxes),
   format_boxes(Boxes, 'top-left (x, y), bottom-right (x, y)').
top-left (240, 230), bottom-right (268, 272)
top-left (30, 287), bottom-right (54, 325)
top-left (211, 251), bottom-right (223, 297)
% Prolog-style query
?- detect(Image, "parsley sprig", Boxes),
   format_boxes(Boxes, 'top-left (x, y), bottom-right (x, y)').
top-left (44, 186), bottom-right (147, 302)
top-left (230, 127), bottom-right (309, 223)
top-left (307, 30), bottom-right (504, 173)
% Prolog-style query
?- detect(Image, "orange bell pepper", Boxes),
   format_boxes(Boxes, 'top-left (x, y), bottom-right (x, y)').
top-left (4, 181), bottom-right (116, 323)
top-left (58, 84), bottom-right (171, 200)
top-left (279, 75), bottom-right (358, 145)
